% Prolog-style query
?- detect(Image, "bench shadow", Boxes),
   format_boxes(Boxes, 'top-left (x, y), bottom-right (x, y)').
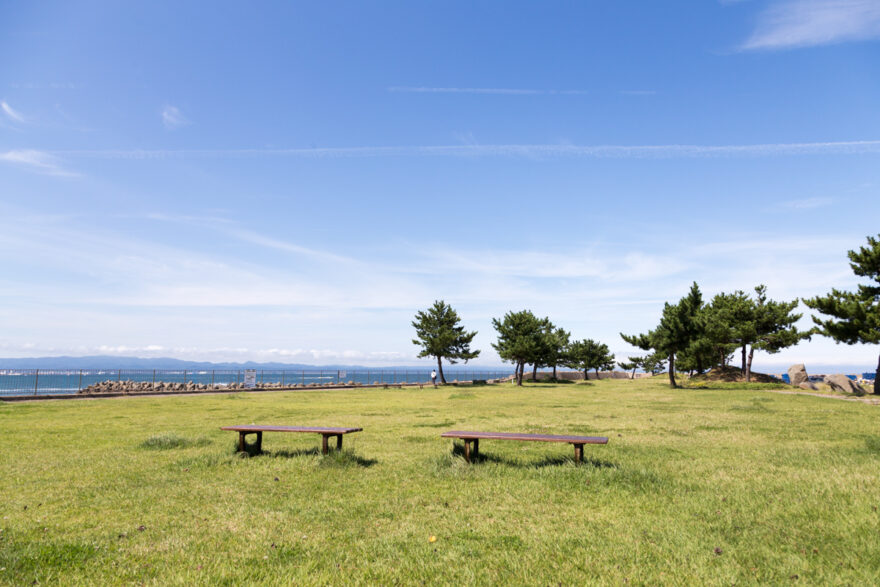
top-left (234, 445), bottom-right (378, 467)
top-left (450, 442), bottom-right (617, 469)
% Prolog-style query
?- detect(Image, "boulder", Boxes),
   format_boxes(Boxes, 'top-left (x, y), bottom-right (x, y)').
top-left (798, 381), bottom-right (818, 391)
top-left (824, 374), bottom-right (866, 396)
top-left (788, 364), bottom-right (808, 387)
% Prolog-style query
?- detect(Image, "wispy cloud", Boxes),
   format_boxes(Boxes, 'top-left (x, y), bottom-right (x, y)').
top-left (742, 0), bottom-right (880, 50)
top-left (50, 139), bottom-right (880, 160)
top-left (0, 150), bottom-right (78, 177)
top-left (161, 105), bottom-right (190, 130)
top-left (388, 86), bottom-right (590, 95)
top-left (0, 211), bottom-right (868, 366)
top-left (780, 196), bottom-right (833, 208)
top-left (1, 101), bottom-right (27, 123)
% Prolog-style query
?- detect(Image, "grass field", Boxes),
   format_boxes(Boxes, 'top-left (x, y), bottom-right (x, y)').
top-left (1, 378), bottom-right (878, 585)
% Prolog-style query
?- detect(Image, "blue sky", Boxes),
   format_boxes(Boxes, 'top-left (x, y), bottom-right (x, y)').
top-left (1, 0), bottom-right (879, 370)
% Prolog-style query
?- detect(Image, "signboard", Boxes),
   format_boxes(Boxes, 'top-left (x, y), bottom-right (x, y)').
top-left (244, 369), bottom-right (257, 389)
top-left (338, 370), bottom-right (346, 380)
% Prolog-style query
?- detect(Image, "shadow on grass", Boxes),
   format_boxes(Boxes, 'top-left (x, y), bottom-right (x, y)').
top-left (233, 444), bottom-right (377, 467)
top-left (139, 433), bottom-right (212, 450)
top-left (449, 441), bottom-right (617, 469)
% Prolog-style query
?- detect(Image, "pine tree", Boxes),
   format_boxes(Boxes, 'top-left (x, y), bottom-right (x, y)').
top-left (412, 300), bottom-right (480, 384)
top-left (538, 323), bottom-right (570, 381)
top-left (805, 234), bottom-right (880, 394)
top-left (566, 339), bottom-right (615, 380)
top-left (621, 282), bottom-right (705, 388)
top-left (491, 310), bottom-right (544, 386)
top-left (746, 285), bottom-right (810, 382)
top-left (617, 358), bottom-right (641, 379)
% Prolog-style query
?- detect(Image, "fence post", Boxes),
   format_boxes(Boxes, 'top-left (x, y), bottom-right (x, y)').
top-left (78, 369), bottom-right (83, 392)
top-left (34, 369), bottom-right (39, 395)
top-left (152, 369), bottom-right (156, 389)
top-left (281, 371), bottom-right (285, 387)
top-left (301, 370), bottom-right (305, 385)
top-left (211, 370), bottom-right (215, 386)
top-left (183, 370), bottom-right (187, 385)
top-left (117, 369), bottom-right (121, 382)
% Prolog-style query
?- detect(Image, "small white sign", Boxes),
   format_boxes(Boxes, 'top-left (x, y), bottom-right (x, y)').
top-left (244, 369), bottom-right (257, 388)
top-left (338, 370), bottom-right (347, 379)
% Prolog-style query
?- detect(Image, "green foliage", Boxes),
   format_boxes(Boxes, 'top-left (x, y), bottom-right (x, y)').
top-left (622, 282), bottom-right (704, 387)
top-left (566, 338), bottom-right (615, 378)
top-left (806, 234), bottom-right (880, 346)
top-left (536, 323), bottom-right (570, 375)
top-left (806, 235), bottom-right (880, 394)
top-left (491, 310), bottom-right (545, 385)
top-left (412, 300), bottom-right (480, 383)
top-left (626, 282), bottom-right (807, 385)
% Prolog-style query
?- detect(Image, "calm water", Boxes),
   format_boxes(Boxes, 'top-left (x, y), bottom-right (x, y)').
top-left (0, 369), bottom-right (513, 396)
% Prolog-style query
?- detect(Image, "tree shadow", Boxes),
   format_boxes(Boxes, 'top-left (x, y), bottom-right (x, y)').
top-left (450, 442), bottom-right (617, 469)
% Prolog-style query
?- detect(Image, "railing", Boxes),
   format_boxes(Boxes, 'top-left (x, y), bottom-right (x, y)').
top-left (0, 368), bottom-right (514, 397)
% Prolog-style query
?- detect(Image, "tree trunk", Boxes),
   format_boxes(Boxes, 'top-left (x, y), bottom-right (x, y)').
top-left (516, 362), bottom-right (524, 386)
top-left (741, 344), bottom-right (747, 374)
top-left (746, 346), bottom-right (754, 383)
top-left (594, 367), bottom-right (600, 380)
top-left (532, 363), bottom-right (538, 382)
top-left (630, 367), bottom-right (636, 379)
top-left (584, 368), bottom-right (589, 381)
top-left (437, 356), bottom-right (446, 385)
top-left (874, 353), bottom-right (879, 395)
top-left (552, 364), bottom-right (557, 380)
top-left (668, 353), bottom-right (677, 388)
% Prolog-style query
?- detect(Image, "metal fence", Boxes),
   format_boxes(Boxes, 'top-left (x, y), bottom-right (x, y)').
top-left (0, 368), bottom-right (514, 397)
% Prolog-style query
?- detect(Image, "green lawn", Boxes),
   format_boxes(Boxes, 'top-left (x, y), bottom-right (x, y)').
top-left (1, 378), bottom-right (878, 585)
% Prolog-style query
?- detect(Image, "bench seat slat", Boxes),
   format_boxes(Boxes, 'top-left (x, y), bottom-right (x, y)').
top-left (221, 425), bottom-right (362, 434)
top-left (440, 430), bottom-right (607, 444)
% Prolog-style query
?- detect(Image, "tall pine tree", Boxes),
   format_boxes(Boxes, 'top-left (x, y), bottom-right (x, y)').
top-left (492, 310), bottom-right (544, 386)
top-left (805, 234), bottom-right (880, 395)
top-left (412, 300), bottom-right (480, 384)
top-left (621, 282), bottom-right (705, 388)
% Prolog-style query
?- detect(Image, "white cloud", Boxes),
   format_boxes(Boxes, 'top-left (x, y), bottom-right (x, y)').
top-left (742, 0), bottom-right (880, 50)
top-left (0, 211), bottom-right (871, 366)
top-left (1, 101), bottom-right (27, 123)
top-left (387, 86), bottom-right (591, 95)
top-left (0, 150), bottom-right (78, 177)
top-left (49, 139), bottom-right (880, 160)
top-left (161, 105), bottom-right (190, 129)
top-left (780, 197), bottom-right (833, 208)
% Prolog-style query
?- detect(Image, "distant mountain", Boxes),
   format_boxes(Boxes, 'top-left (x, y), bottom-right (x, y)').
top-left (0, 355), bottom-right (507, 370)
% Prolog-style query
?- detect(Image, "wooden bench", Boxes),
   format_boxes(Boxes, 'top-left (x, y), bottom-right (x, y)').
top-left (440, 430), bottom-right (608, 463)
top-left (221, 425), bottom-right (362, 455)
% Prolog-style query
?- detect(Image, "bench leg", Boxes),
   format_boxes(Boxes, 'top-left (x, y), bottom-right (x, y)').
top-left (463, 439), bottom-right (473, 463)
top-left (256, 431), bottom-right (263, 454)
top-left (336, 434), bottom-right (343, 450)
top-left (573, 443), bottom-right (584, 464)
top-left (238, 432), bottom-right (246, 453)
top-left (321, 434), bottom-right (329, 455)
top-left (473, 439), bottom-right (479, 459)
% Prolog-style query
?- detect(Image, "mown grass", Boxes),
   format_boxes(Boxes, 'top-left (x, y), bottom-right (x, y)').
top-left (0, 379), bottom-right (878, 585)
